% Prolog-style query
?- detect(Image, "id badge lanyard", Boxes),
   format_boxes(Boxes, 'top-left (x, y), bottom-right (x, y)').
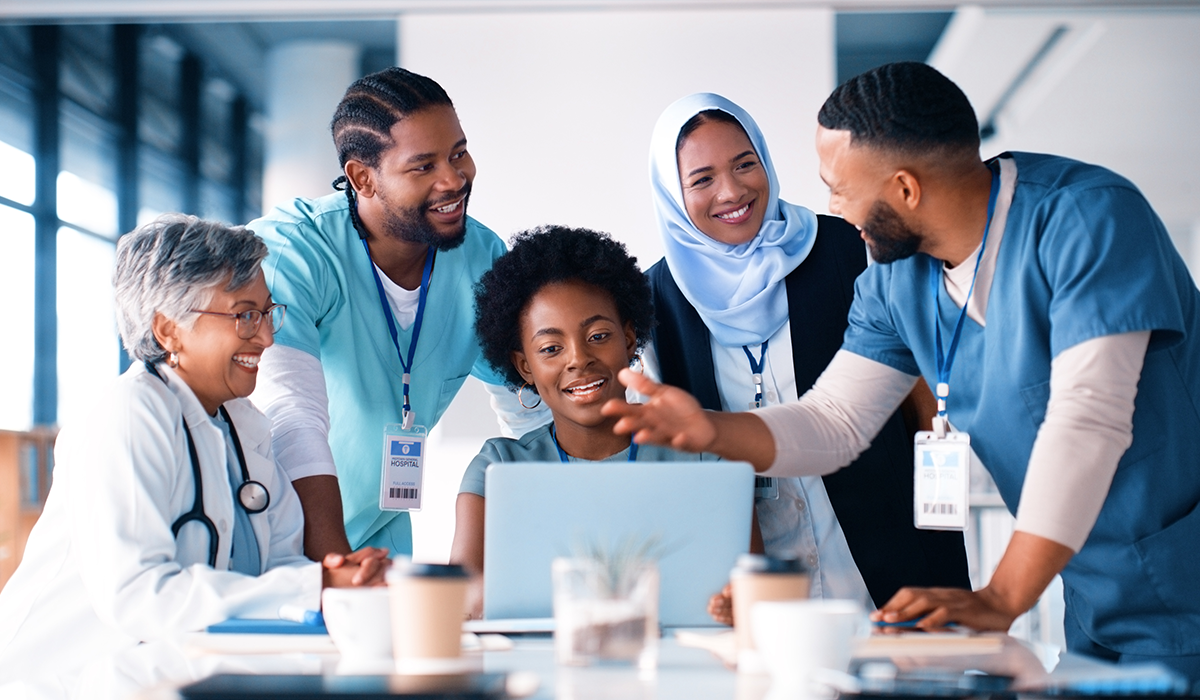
top-left (914, 164), bottom-right (999, 531)
top-left (743, 341), bottom-right (779, 500)
top-left (551, 425), bottom-right (639, 463)
top-left (364, 238), bottom-right (434, 511)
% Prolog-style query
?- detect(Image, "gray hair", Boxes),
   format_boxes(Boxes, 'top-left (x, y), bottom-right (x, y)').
top-left (114, 214), bottom-right (268, 363)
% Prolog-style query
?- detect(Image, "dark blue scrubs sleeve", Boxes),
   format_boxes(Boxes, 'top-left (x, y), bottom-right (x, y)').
top-left (1037, 183), bottom-right (1186, 356)
top-left (843, 262), bottom-right (922, 376)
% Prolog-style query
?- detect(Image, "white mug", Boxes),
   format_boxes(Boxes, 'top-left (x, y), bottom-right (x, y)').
top-left (321, 587), bottom-right (393, 661)
top-left (751, 599), bottom-right (869, 696)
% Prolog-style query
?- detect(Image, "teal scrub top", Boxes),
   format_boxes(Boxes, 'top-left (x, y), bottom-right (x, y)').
top-left (843, 152), bottom-right (1200, 657)
top-left (250, 192), bottom-right (507, 552)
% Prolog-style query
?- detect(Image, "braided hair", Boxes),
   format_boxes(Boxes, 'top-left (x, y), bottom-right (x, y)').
top-left (818, 62), bottom-right (979, 157)
top-left (330, 67), bottom-right (454, 236)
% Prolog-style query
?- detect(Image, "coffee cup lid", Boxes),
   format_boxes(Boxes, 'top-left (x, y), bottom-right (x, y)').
top-left (389, 560), bottom-right (470, 579)
top-left (733, 554), bottom-right (807, 575)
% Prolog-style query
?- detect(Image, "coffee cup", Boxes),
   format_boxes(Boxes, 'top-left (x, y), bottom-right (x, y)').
top-left (752, 599), bottom-right (869, 696)
top-left (386, 561), bottom-right (470, 674)
top-left (730, 554), bottom-right (810, 671)
top-left (321, 587), bottom-right (393, 662)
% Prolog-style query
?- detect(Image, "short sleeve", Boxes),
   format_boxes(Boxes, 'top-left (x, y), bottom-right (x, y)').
top-left (459, 441), bottom-right (504, 497)
top-left (1039, 185), bottom-right (1186, 357)
top-left (841, 264), bottom-right (921, 376)
top-left (252, 216), bottom-right (336, 360)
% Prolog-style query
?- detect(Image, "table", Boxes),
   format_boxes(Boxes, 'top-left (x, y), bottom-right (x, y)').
top-left (79, 629), bottom-right (1182, 700)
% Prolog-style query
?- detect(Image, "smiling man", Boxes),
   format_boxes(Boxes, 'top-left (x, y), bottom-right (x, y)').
top-left (248, 68), bottom-right (545, 561)
top-left (605, 62), bottom-right (1200, 683)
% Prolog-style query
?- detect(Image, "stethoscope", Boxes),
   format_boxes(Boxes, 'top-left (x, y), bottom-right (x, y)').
top-left (145, 361), bottom-right (270, 567)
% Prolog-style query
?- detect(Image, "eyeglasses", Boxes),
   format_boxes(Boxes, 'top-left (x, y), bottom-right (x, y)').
top-left (191, 304), bottom-right (287, 340)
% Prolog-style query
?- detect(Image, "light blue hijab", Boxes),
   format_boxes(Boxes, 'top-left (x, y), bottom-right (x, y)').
top-left (649, 93), bottom-right (818, 347)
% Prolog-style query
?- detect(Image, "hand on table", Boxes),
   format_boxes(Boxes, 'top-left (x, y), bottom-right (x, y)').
top-left (322, 546), bottom-right (391, 588)
top-left (707, 583), bottom-right (733, 626)
top-left (872, 586), bottom-right (1019, 631)
top-left (602, 368), bottom-right (717, 453)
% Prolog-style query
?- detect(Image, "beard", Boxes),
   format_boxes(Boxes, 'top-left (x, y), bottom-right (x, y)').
top-left (861, 199), bottom-right (923, 264)
top-left (378, 182), bottom-right (472, 252)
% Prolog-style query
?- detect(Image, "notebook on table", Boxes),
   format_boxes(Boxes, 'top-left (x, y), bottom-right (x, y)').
top-left (481, 460), bottom-right (754, 628)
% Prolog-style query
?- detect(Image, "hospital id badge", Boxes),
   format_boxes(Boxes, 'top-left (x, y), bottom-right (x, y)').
top-left (754, 476), bottom-right (779, 500)
top-left (380, 423), bottom-right (425, 511)
top-left (913, 430), bottom-right (970, 531)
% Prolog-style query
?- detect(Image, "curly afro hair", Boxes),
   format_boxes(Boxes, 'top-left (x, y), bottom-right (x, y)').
top-left (474, 225), bottom-right (655, 391)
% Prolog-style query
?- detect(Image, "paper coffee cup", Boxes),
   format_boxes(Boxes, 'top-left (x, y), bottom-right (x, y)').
top-left (730, 554), bottom-right (810, 669)
top-left (387, 561), bottom-right (470, 674)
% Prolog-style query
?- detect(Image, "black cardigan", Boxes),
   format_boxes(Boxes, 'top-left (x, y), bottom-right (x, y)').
top-left (647, 214), bottom-right (970, 607)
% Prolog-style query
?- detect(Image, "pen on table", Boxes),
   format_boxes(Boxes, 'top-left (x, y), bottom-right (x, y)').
top-left (873, 616), bottom-right (957, 628)
top-left (278, 604), bottom-right (324, 626)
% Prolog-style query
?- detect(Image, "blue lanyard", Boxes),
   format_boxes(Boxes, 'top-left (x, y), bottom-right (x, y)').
top-left (362, 238), bottom-right (435, 428)
top-left (551, 424), bottom-right (639, 463)
top-left (742, 341), bottom-right (769, 408)
top-left (930, 164), bottom-right (1000, 427)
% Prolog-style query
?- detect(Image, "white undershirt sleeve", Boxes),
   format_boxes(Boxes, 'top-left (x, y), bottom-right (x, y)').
top-left (250, 344), bottom-right (338, 481)
top-left (1014, 331), bottom-right (1148, 552)
top-left (755, 350), bottom-right (918, 477)
top-left (483, 381), bottom-right (552, 439)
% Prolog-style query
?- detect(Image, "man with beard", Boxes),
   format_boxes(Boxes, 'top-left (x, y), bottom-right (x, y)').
top-left (249, 68), bottom-right (545, 560)
top-left (605, 62), bottom-right (1200, 683)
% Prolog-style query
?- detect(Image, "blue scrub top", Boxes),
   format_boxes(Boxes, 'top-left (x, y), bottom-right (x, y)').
top-left (843, 152), bottom-right (1200, 656)
top-left (250, 192), bottom-right (507, 552)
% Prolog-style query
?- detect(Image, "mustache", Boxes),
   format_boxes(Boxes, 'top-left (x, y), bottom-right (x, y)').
top-left (426, 183), bottom-right (472, 211)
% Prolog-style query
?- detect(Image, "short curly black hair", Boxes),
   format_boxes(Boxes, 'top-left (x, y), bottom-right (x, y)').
top-left (474, 225), bottom-right (655, 391)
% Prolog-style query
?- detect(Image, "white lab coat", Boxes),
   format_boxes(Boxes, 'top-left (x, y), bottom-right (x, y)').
top-left (0, 363), bottom-right (321, 693)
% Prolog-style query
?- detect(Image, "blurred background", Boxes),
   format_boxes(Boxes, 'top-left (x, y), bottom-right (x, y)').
top-left (1, 0), bottom-right (1197, 656)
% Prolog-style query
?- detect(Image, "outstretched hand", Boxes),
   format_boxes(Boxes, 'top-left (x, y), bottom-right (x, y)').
top-left (602, 368), bottom-right (717, 453)
top-left (604, 368), bottom-right (777, 470)
top-left (322, 546), bottom-right (391, 588)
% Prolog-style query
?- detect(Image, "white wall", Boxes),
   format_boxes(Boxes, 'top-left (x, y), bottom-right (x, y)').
top-left (399, 7), bottom-right (835, 563)
top-left (400, 8), bottom-right (835, 269)
top-left (931, 7), bottom-right (1200, 262)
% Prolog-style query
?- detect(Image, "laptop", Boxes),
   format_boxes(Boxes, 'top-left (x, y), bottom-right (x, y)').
top-left (480, 460), bottom-right (753, 628)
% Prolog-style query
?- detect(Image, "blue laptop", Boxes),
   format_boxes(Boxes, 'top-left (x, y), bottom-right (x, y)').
top-left (481, 460), bottom-right (754, 628)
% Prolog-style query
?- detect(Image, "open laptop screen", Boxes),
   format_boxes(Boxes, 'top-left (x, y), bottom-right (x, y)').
top-left (482, 461), bottom-right (753, 627)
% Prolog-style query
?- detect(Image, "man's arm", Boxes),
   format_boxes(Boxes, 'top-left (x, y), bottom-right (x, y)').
top-left (606, 350), bottom-right (917, 475)
top-left (875, 331), bottom-right (1148, 629)
top-left (251, 344), bottom-right (352, 559)
top-left (292, 476), bottom-right (352, 558)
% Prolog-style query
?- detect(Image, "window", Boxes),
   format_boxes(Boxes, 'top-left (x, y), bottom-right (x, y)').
top-left (0, 206), bottom-right (35, 430)
top-left (56, 227), bottom-right (119, 429)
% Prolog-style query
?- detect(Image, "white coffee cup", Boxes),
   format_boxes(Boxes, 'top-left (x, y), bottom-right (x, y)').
top-left (751, 599), bottom-right (868, 696)
top-left (321, 587), bottom-right (393, 661)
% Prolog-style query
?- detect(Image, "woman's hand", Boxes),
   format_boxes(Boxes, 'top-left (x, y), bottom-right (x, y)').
top-left (707, 583), bottom-right (734, 626)
top-left (321, 547), bottom-right (391, 588)
top-left (603, 369), bottom-right (717, 453)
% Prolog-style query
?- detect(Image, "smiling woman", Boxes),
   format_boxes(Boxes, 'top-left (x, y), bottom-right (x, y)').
top-left (0, 214), bottom-right (387, 695)
top-left (643, 92), bottom-right (970, 623)
top-left (448, 225), bottom-right (716, 619)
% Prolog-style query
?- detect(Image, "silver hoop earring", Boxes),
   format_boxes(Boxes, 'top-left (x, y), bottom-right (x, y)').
top-left (166, 351), bottom-right (179, 368)
top-left (518, 382), bottom-right (542, 410)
